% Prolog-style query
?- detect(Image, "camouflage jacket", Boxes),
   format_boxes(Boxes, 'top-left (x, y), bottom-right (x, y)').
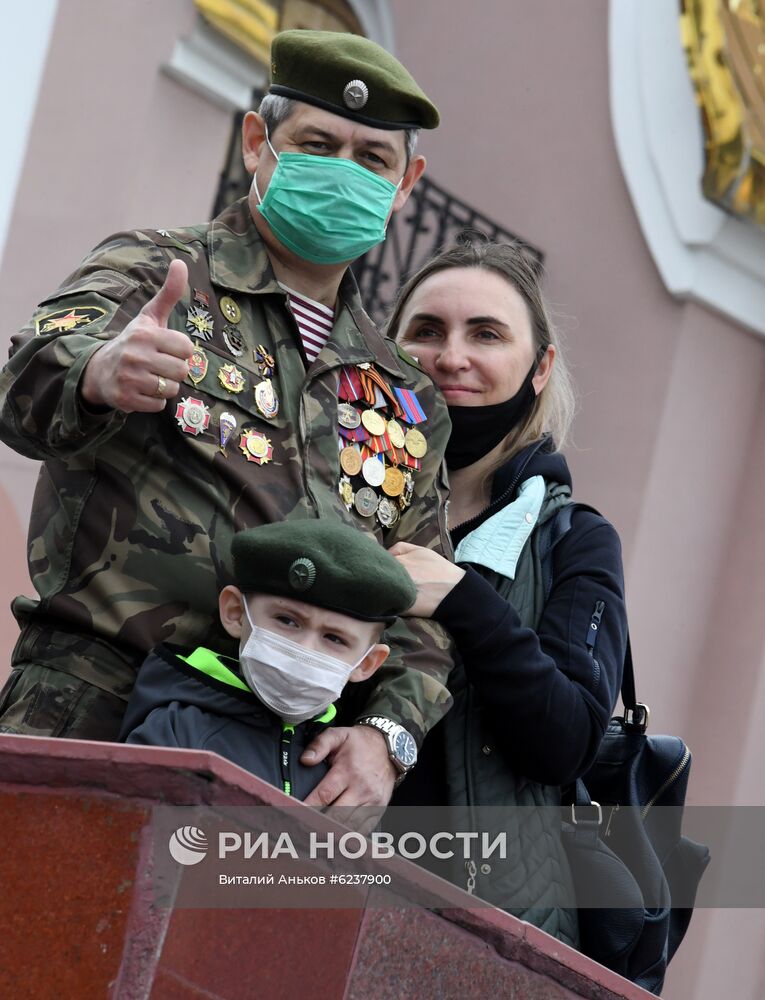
top-left (0, 198), bottom-right (453, 743)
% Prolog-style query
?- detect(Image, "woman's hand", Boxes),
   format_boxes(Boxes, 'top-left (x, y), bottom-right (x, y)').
top-left (389, 542), bottom-right (466, 617)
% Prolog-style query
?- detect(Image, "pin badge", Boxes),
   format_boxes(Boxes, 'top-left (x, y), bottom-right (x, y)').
top-left (254, 344), bottom-right (276, 379)
top-left (187, 344), bottom-right (208, 385)
top-left (219, 411), bottom-right (237, 455)
top-left (186, 305), bottom-right (214, 341)
top-left (338, 476), bottom-right (355, 510)
top-left (254, 378), bottom-right (279, 419)
top-left (377, 496), bottom-right (400, 529)
top-left (218, 363), bottom-right (246, 394)
top-left (222, 325), bottom-right (244, 357)
top-left (220, 296), bottom-right (241, 324)
top-left (175, 397), bottom-right (211, 436)
top-left (240, 429), bottom-right (273, 465)
top-left (354, 486), bottom-right (379, 518)
top-left (193, 289), bottom-right (210, 307)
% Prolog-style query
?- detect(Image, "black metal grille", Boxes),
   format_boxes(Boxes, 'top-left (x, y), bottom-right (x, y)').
top-left (352, 175), bottom-right (543, 325)
top-left (212, 102), bottom-right (544, 325)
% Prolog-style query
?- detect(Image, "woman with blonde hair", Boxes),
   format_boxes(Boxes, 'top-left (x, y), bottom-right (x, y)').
top-left (388, 239), bottom-right (628, 947)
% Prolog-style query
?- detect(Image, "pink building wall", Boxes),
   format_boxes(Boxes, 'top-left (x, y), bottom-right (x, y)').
top-left (1, 2), bottom-right (763, 997)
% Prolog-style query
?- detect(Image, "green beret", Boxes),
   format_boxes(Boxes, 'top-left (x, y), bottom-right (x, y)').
top-left (269, 29), bottom-right (439, 131)
top-left (231, 519), bottom-right (417, 622)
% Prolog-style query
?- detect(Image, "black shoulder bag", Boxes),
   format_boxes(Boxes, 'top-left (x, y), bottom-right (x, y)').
top-left (541, 503), bottom-right (710, 996)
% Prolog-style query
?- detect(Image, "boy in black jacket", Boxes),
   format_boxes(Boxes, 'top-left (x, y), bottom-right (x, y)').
top-left (120, 520), bottom-right (417, 799)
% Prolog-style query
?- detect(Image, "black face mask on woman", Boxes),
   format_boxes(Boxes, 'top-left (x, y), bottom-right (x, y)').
top-left (444, 355), bottom-right (541, 470)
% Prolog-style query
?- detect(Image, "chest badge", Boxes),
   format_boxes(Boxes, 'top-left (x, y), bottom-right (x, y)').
top-left (254, 378), bottom-right (279, 419)
top-left (175, 397), bottom-right (211, 436)
top-left (218, 363), bottom-right (246, 394)
top-left (218, 412), bottom-right (237, 455)
top-left (222, 324), bottom-right (244, 357)
top-left (187, 344), bottom-right (209, 385)
top-left (186, 305), bottom-right (214, 341)
top-left (254, 344), bottom-right (276, 379)
top-left (220, 296), bottom-right (242, 324)
top-left (240, 429), bottom-right (273, 465)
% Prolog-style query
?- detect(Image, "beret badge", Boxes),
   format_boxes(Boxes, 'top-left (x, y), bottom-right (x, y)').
top-left (343, 79), bottom-right (369, 110)
top-left (289, 557), bottom-right (317, 592)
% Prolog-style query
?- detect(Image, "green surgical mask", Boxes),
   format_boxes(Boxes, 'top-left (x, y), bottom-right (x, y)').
top-left (255, 132), bottom-right (402, 265)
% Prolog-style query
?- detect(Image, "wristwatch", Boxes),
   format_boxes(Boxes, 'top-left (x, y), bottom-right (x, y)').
top-left (356, 716), bottom-right (418, 785)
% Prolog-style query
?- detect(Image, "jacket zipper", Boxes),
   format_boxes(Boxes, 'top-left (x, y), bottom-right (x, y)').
top-left (280, 724), bottom-right (295, 796)
top-left (641, 746), bottom-right (690, 819)
top-left (585, 601), bottom-right (605, 692)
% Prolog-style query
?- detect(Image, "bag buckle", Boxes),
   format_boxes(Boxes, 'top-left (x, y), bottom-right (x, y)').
top-left (570, 801), bottom-right (602, 826)
top-left (624, 703), bottom-right (650, 732)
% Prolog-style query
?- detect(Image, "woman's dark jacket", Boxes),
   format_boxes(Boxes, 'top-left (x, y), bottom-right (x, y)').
top-left (395, 438), bottom-right (627, 945)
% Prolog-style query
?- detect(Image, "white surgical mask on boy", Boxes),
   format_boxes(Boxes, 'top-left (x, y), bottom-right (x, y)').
top-left (240, 603), bottom-right (372, 725)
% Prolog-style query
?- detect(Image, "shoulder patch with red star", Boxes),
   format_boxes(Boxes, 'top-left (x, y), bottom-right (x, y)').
top-left (35, 306), bottom-right (107, 336)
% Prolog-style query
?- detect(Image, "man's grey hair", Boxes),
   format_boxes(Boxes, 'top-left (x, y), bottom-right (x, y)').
top-left (257, 93), bottom-right (419, 165)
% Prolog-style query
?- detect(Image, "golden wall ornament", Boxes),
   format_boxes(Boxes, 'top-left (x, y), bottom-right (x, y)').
top-left (681, 0), bottom-right (765, 226)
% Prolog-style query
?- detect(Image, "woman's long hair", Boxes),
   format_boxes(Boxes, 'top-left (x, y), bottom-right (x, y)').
top-left (385, 239), bottom-right (576, 465)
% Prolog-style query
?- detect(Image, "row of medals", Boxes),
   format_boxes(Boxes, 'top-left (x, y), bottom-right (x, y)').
top-left (175, 290), bottom-right (277, 465)
top-left (337, 401), bottom-right (427, 530)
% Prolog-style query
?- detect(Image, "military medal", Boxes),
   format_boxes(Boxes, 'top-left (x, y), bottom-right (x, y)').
top-left (186, 305), bottom-right (214, 341)
top-left (354, 486), bottom-right (379, 517)
top-left (404, 428), bottom-right (427, 458)
top-left (193, 288), bottom-right (210, 307)
top-left (218, 412), bottom-right (237, 455)
top-left (387, 419), bottom-right (406, 449)
top-left (175, 397), bottom-right (211, 436)
top-left (338, 403), bottom-right (361, 430)
top-left (340, 446), bottom-right (363, 477)
top-left (338, 475), bottom-right (354, 510)
top-left (377, 496), bottom-right (400, 529)
top-left (399, 470), bottom-right (415, 509)
top-left (361, 409), bottom-right (386, 436)
top-left (254, 344), bottom-right (276, 378)
top-left (220, 296), bottom-right (242, 324)
top-left (187, 344), bottom-right (208, 385)
top-left (222, 324), bottom-right (244, 357)
top-left (362, 456), bottom-right (385, 488)
top-left (218, 363), bottom-right (246, 394)
top-left (254, 378), bottom-right (279, 419)
top-left (382, 466), bottom-right (405, 497)
top-left (240, 429), bottom-right (273, 465)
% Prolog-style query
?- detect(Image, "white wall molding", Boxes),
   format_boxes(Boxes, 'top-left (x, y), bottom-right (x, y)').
top-left (163, 2), bottom-right (395, 112)
top-left (0, 0), bottom-right (59, 271)
top-left (609, 0), bottom-right (765, 337)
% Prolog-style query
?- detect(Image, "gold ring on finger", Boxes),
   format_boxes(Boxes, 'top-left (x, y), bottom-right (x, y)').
top-left (155, 375), bottom-right (167, 398)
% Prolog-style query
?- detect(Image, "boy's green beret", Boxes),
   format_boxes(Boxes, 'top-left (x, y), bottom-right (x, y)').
top-left (231, 519), bottom-right (417, 622)
top-left (268, 29), bottom-right (439, 131)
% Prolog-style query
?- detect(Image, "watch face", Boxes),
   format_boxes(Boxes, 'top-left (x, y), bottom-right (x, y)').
top-left (394, 730), bottom-right (417, 767)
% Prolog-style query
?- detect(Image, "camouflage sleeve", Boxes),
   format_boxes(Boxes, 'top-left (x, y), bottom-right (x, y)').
top-left (0, 232), bottom-right (165, 461)
top-left (355, 359), bottom-right (456, 747)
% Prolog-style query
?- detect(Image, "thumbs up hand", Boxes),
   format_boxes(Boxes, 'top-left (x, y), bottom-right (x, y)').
top-left (80, 259), bottom-right (195, 412)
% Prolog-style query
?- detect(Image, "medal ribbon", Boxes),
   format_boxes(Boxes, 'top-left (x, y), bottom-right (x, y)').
top-left (358, 366), bottom-right (405, 418)
top-left (393, 387), bottom-right (426, 425)
top-left (338, 366), bottom-right (364, 402)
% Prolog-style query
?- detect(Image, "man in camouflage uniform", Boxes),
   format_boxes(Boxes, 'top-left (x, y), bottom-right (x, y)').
top-left (0, 30), bottom-right (453, 807)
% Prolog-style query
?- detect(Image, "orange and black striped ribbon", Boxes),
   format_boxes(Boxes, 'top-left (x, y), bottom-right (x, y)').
top-left (358, 365), bottom-right (405, 419)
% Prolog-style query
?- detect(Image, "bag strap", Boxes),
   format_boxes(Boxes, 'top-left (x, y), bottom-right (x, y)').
top-left (539, 501), bottom-right (644, 727)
